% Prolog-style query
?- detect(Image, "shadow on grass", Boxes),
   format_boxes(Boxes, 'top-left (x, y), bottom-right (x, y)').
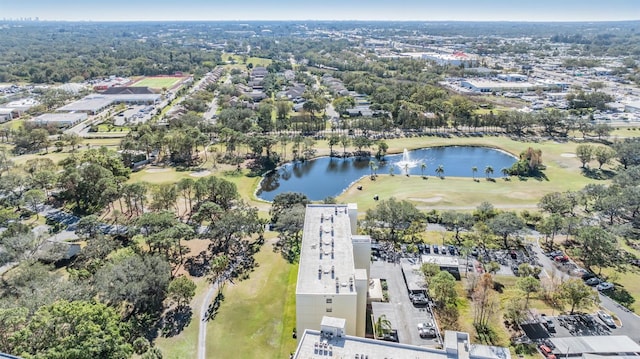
top-left (161, 305), bottom-right (193, 338)
top-left (581, 167), bottom-right (616, 180)
top-left (606, 286), bottom-right (636, 309)
top-left (205, 291), bottom-right (225, 322)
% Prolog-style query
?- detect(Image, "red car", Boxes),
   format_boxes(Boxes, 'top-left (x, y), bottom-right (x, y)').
top-left (539, 345), bottom-right (556, 359)
top-left (554, 255), bottom-right (569, 263)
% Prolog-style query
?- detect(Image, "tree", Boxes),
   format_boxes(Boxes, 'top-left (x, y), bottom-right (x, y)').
top-left (576, 144), bottom-right (593, 168)
top-left (593, 146), bottom-right (616, 169)
top-left (374, 314), bottom-right (392, 339)
top-left (503, 297), bottom-right (527, 327)
top-left (270, 192), bottom-right (310, 225)
top-left (557, 278), bottom-right (598, 314)
top-left (471, 166), bottom-right (478, 181)
top-left (328, 135), bottom-right (340, 156)
top-left (435, 164), bottom-right (444, 179)
top-left (516, 276), bottom-right (541, 308)
top-left (536, 214), bottom-right (564, 250)
top-left (429, 271), bottom-right (457, 308)
top-left (95, 254), bottom-right (172, 316)
top-left (573, 225), bottom-right (621, 273)
top-left (613, 138), bottom-right (640, 169)
top-left (420, 262), bottom-right (440, 284)
top-left (538, 191), bottom-right (574, 216)
top-left (10, 300), bottom-right (132, 359)
top-left (209, 254), bottom-right (229, 294)
top-left (484, 165), bottom-right (493, 180)
top-left (487, 212), bottom-right (526, 248)
top-left (22, 189), bottom-right (46, 218)
top-left (440, 211), bottom-right (474, 245)
top-left (364, 197), bottom-right (425, 243)
top-left (168, 276), bottom-right (197, 308)
top-left (339, 135), bottom-right (350, 157)
top-left (274, 204), bottom-right (306, 262)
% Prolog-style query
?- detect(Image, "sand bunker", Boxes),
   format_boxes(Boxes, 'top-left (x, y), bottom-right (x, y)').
top-left (145, 168), bottom-right (171, 173)
top-left (190, 170), bottom-right (211, 177)
top-left (560, 153), bottom-right (577, 158)
top-left (410, 196), bottom-right (443, 203)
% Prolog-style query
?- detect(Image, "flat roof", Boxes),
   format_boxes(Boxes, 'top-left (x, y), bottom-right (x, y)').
top-left (400, 260), bottom-right (427, 292)
top-left (32, 113), bottom-right (87, 123)
top-left (294, 329), bottom-right (448, 359)
top-left (296, 204), bottom-right (356, 295)
top-left (550, 336), bottom-right (640, 355)
top-left (295, 329), bottom-right (511, 359)
top-left (58, 96), bottom-right (113, 112)
top-left (421, 255), bottom-right (460, 267)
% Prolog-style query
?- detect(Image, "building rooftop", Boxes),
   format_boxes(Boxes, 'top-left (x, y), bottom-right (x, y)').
top-left (58, 96), bottom-right (113, 112)
top-left (296, 204), bottom-right (357, 296)
top-left (294, 329), bottom-right (511, 359)
top-left (550, 336), bottom-right (640, 356)
top-left (294, 329), bottom-right (447, 359)
top-left (421, 255), bottom-right (460, 267)
top-left (32, 113), bottom-right (87, 124)
top-left (462, 80), bottom-right (535, 89)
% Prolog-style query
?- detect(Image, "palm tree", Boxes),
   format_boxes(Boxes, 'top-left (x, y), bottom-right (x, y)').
top-left (374, 315), bottom-right (393, 339)
top-left (472, 166), bottom-right (478, 181)
top-left (485, 165), bottom-right (494, 180)
top-left (369, 160), bottom-right (375, 178)
top-left (435, 164), bottom-right (444, 179)
top-left (389, 166), bottom-right (395, 176)
top-left (404, 163), bottom-right (409, 176)
top-left (421, 163), bottom-right (427, 178)
top-left (501, 167), bottom-right (510, 179)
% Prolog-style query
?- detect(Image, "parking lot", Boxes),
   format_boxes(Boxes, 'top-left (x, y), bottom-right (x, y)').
top-left (114, 105), bottom-right (154, 125)
top-left (370, 258), bottom-right (441, 347)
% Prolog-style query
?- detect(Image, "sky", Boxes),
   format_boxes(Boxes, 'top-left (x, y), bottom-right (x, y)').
top-left (1, 0), bottom-right (639, 22)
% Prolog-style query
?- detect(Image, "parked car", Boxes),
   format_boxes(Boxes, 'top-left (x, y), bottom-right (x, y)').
top-left (597, 282), bottom-right (614, 291)
top-left (417, 322), bottom-right (437, 338)
top-left (539, 345), bottom-right (556, 359)
top-left (548, 250), bottom-right (563, 258)
top-left (424, 245), bottom-right (431, 254)
top-left (511, 265), bottom-right (520, 276)
top-left (440, 246), bottom-right (447, 255)
top-left (410, 293), bottom-right (429, 306)
top-left (581, 272), bottom-right (597, 281)
top-left (554, 255), bottom-right (569, 263)
top-left (433, 245), bottom-right (439, 254)
top-left (585, 277), bottom-right (601, 286)
top-left (448, 245), bottom-right (457, 255)
top-left (381, 329), bottom-right (399, 343)
top-left (541, 314), bottom-right (555, 332)
top-left (597, 310), bottom-right (616, 328)
top-left (471, 247), bottom-right (479, 257)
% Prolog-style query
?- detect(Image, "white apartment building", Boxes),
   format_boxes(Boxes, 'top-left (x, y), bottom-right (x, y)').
top-left (296, 204), bottom-right (371, 339)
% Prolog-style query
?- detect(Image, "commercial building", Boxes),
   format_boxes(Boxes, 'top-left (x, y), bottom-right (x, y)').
top-left (58, 95), bottom-right (113, 115)
top-left (294, 318), bottom-right (511, 359)
top-left (101, 87), bottom-right (161, 104)
top-left (31, 113), bottom-right (87, 127)
top-left (461, 79), bottom-right (537, 93)
top-left (549, 336), bottom-right (640, 357)
top-left (296, 204), bottom-right (371, 339)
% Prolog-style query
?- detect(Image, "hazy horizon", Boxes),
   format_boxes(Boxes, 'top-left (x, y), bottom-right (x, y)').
top-left (3, 0), bottom-right (639, 22)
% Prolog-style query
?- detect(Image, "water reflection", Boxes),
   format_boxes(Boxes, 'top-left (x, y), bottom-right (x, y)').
top-left (256, 146), bottom-right (516, 202)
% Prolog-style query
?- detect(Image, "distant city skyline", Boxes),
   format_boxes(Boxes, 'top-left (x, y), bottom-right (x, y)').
top-left (2, 0), bottom-right (639, 22)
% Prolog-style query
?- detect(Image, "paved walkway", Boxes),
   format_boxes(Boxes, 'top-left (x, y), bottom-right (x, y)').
top-left (197, 281), bottom-right (219, 359)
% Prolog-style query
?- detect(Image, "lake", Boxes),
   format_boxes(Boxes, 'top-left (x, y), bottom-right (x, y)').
top-left (256, 146), bottom-right (517, 201)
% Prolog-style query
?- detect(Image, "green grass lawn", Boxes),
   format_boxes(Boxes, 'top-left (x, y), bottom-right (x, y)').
top-left (96, 124), bottom-right (131, 133)
top-left (132, 76), bottom-right (185, 89)
top-left (224, 54), bottom-right (273, 68)
top-left (206, 241), bottom-right (298, 358)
